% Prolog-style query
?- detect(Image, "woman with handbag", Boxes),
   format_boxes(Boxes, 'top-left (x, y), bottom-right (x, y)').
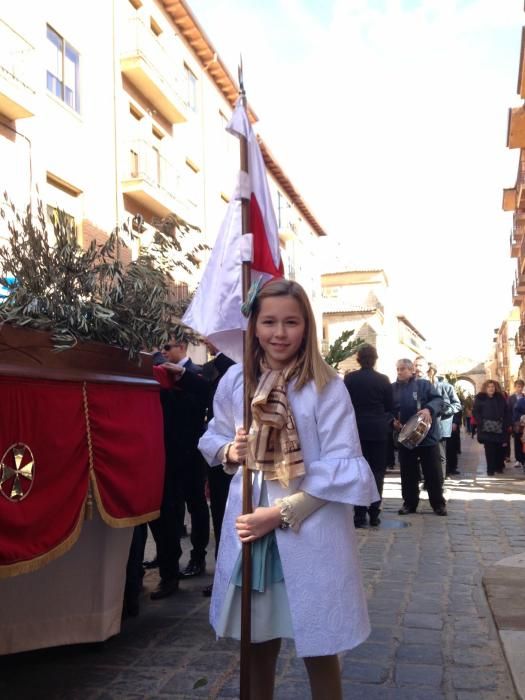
top-left (472, 380), bottom-right (511, 476)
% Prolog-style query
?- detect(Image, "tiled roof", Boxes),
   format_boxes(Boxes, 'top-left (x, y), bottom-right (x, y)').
top-left (161, 0), bottom-right (325, 237)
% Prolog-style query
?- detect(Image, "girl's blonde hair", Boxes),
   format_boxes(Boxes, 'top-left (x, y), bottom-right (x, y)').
top-left (245, 278), bottom-right (336, 397)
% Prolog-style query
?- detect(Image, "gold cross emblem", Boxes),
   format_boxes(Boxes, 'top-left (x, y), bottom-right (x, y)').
top-left (0, 443), bottom-right (35, 502)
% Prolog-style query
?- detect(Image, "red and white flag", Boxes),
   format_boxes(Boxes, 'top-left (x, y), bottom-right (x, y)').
top-left (182, 100), bottom-right (283, 362)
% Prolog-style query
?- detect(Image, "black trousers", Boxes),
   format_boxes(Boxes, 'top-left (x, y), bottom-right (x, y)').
top-left (483, 442), bottom-right (505, 475)
top-left (398, 443), bottom-right (446, 511)
top-left (445, 435), bottom-right (459, 474)
top-left (514, 433), bottom-right (524, 465)
top-left (355, 440), bottom-right (387, 522)
top-left (180, 450), bottom-right (210, 565)
top-left (208, 465), bottom-right (233, 559)
top-left (125, 523), bottom-right (147, 599)
top-left (150, 448), bottom-right (210, 580)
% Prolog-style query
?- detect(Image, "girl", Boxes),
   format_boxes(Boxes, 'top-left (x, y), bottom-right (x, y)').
top-left (198, 279), bottom-right (378, 700)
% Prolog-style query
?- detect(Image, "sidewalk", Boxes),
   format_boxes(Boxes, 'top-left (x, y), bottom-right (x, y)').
top-left (1, 432), bottom-right (524, 699)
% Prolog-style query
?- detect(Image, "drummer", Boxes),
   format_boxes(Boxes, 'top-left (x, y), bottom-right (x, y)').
top-left (392, 358), bottom-right (447, 516)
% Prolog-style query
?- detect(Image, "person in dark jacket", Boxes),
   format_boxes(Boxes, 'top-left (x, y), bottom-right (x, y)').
top-left (150, 340), bottom-right (211, 600)
top-left (344, 344), bottom-right (394, 528)
top-left (509, 379), bottom-right (525, 467)
top-left (473, 380), bottom-right (511, 476)
top-left (392, 358), bottom-right (447, 516)
top-left (200, 340), bottom-right (235, 596)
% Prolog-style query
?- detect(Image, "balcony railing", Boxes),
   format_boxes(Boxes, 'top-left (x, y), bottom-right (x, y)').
top-left (0, 19), bottom-right (36, 118)
top-left (123, 139), bottom-right (196, 217)
top-left (120, 18), bottom-right (188, 123)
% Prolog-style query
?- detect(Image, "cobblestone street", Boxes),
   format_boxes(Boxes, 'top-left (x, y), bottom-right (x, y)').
top-left (2, 434), bottom-right (524, 699)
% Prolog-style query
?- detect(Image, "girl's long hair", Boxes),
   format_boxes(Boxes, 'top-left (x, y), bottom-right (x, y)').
top-left (245, 278), bottom-right (336, 398)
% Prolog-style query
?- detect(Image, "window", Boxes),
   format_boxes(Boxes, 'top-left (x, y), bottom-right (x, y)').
top-left (130, 148), bottom-right (139, 178)
top-left (129, 103), bottom-right (143, 121)
top-left (46, 205), bottom-right (77, 241)
top-left (46, 25), bottom-right (80, 113)
top-left (184, 64), bottom-right (197, 111)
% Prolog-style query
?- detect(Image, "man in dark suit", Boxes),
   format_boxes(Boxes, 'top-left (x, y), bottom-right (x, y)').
top-left (344, 344), bottom-right (394, 528)
top-left (199, 340), bottom-right (235, 596)
top-left (150, 339), bottom-right (211, 599)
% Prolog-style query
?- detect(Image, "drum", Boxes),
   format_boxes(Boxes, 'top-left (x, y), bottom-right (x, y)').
top-left (397, 413), bottom-right (430, 450)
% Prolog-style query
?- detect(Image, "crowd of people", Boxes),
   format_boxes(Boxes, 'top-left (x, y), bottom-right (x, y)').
top-left (121, 278), bottom-right (525, 699)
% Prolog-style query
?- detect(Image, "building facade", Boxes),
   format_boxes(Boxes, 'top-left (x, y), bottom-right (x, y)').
top-left (503, 24), bottom-right (525, 380)
top-left (321, 269), bottom-right (430, 379)
top-left (0, 0), bottom-right (325, 336)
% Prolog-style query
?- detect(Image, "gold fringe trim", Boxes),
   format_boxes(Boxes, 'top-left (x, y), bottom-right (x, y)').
top-left (82, 381), bottom-right (160, 527)
top-left (0, 505), bottom-right (85, 579)
top-left (90, 472), bottom-right (160, 528)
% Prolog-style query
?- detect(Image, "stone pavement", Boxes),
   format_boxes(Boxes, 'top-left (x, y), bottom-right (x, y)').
top-left (2, 433), bottom-right (525, 699)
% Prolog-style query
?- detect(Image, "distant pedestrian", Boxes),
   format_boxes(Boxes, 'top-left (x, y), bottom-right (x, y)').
top-left (508, 380), bottom-right (525, 467)
top-left (392, 358), bottom-right (447, 516)
top-left (473, 380), bottom-right (511, 476)
top-left (344, 344), bottom-right (394, 528)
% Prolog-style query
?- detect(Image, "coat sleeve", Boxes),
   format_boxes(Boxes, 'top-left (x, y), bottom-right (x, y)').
top-left (421, 380), bottom-right (444, 417)
top-left (383, 375), bottom-right (395, 421)
top-left (198, 365), bottom-right (240, 467)
top-left (299, 377), bottom-right (380, 506)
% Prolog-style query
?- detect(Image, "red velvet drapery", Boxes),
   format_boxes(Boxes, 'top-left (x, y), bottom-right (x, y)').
top-left (0, 376), bottom-right (164, 578)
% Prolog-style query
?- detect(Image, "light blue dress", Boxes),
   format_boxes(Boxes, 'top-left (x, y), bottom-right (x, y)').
top-left (215, 481), bottom-right (294, 642)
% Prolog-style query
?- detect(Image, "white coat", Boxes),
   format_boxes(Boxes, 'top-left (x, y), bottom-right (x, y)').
top-left (198, 365), bottom-right (379, 657)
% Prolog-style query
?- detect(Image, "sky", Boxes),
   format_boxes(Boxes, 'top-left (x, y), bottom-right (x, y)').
top-left (189, 0), bottom-right (524, 366)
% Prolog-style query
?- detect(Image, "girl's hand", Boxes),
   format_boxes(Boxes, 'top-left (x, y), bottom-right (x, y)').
top-left (227, 427), bottom-right (249, 463)
top-left (235, 506), bottom-right (282, 543)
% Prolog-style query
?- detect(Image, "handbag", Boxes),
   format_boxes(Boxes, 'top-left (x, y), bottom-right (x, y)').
top-left (481, 418), bottom-right (503, 434)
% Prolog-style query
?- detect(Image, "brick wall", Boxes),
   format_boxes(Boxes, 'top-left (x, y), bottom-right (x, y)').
top-left (82, 220), bottom-right (132, 266)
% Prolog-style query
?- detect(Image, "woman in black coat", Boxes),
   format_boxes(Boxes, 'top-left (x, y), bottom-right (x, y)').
top-left (472, 380), bottom-right (511, 476)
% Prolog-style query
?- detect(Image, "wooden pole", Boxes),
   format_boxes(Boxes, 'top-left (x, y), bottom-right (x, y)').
top-left (238, 63), bottom-right (253, 700)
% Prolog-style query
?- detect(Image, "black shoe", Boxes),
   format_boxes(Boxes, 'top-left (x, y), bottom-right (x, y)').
top-left (398, 505), bottom-right (417, 515)
top-left (434, 507), bottom-right (447, 516)
top-left (180, 560), bottom-right (206, 578)
top-left (354, 519), bottom-right (367, 529)
top-left (447, 470), bottom-right (460, 476)
top-left (369, 515), bottom-right (381, 527)
top-left (143, 557), bottom-right (158, 570)
top-left (150, 577), bottom-right (179, 600)
top-left (202, 583), bottom-right (213, 597)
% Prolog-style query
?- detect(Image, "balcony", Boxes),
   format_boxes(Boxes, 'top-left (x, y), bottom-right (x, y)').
top-left (122, 139), bottom-right (195, 219)
top-left (278, 218), bottom-right (298, 243)
top-left (0, 19), bottom-right (36, 120)
top-left (516, 325), bottom-right (525, 354)
top-left (516, 157), bottom-right (525, 210)
top-left (120, 18), bottom-right (189, 124)
top-left (507, 107), bottom-right (525, 149)
top-left (513, 277), bottom-right (522, 306)
top-left (503, 187), bottom-right (517, 212)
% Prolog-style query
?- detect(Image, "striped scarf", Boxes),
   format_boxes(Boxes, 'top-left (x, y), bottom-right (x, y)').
top-left (247, 365), bottom-right (305, 487)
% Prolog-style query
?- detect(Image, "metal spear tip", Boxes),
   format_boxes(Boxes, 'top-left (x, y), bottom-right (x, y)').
top-left (238, 56), bottom-right (245, 96)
